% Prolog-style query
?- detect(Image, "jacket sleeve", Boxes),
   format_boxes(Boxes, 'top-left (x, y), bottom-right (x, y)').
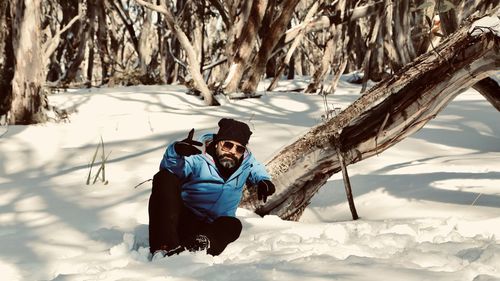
top-left (159, 142), bottom-right (193, 179)
top-left (247, 155), bottom-right (271, 186)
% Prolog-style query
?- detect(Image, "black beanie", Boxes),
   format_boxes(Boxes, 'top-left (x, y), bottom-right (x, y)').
top-left (214, 118), bottom-right (252, 146)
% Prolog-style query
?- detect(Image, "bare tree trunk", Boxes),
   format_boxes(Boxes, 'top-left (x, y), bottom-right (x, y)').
top-left (156, 0), bottom-right (168, 85)
top-left (96, 0), bottom-right (110, 84)
top-left (62, 2), bottom-right (90, 85)
top-left (44, 0), bottom-right (80, 82)
top-left (8, 0), bottom-right (48, 124)
top-left (86, 0), bottom-right (96, 87)
top-left (383, 0), bottom-right (400, 70)
top-left (324, 2), bottom-right (353, 95)
top-left (329, 55), bottom-right (348, 95)
top-left (110, 0), bottom-right (139, 54)
top-left (138, 5), bottom-right (155, 82)
top-left (221, 0), bottom-right (268, 93)
top-left (438, 0), bottom-right (460, 35)
top-left (165, 36), bottom-right (181, 84)
top-left (326, 17), bottom-right (350, 95)
top-left (0, 0), bottom-right (15, 120)
top-left (267, 2), bottom-right (319, 91)
top-left (401, 0), bottom-right (416, 59)
top-left (282, 0), bottom-right (384, 45)
top-left (46, 0), bottom-right (81, 83)
top-left (133, 0), bottom-right (216, 105)
top-left (304, 26), bottom-right (336, 93)
top-left (368, 16), bottom-right (386, 82)
top-left (361, 14), bottom-right (382, 92)
top-left (106, 1), bottom-right (123, 86)
top-left (240, 16), bottom-right (500, 220)
top-left (392, 0), bottom-right (413, 66)
top-left (242, 0), bottom-right (301, 94)
top-left (411, 0), bottom-right (435, 56)
top-left (349, 23), bottom-right (366, 72)
top-left (197, 0), bottom-right (206, 76)
top-left (224, 0), bottom-right (250, 67)
top-left (42, 12), bottom-right (82, 79)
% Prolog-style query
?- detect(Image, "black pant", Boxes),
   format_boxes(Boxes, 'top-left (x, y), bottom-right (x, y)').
top-left (148, 169), bottom-right (242, 256)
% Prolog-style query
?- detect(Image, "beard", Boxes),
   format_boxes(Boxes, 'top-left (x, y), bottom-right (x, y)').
top-left (218, 153), bottom-right (238, 169)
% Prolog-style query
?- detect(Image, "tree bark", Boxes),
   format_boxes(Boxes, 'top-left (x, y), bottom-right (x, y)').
top-left (221, 0), bottom-right (268, 93)
top-left (43, 12), bottom-right (81, 75)
top-left (282, 1), bottom-right (384, 45)
top-left (267, 2), bottom-right (319, 91)
top-left (46, 0), bottom-right (81, 83)
top-left (240, 16), bottom-right (500, 221)
top-left (0, 0), bottom-right (15, 119)
top-left (438, 3), bottom-right (500, 112)
top-left (138, 6), bottom-right (154, 78)
top-left (382, 0), bottom-right (400, 70)
top-left (85, 0), bottom-right (96, 87)
top-left (106, 1), bottom-right (124, 86)
top-left (241, 0), bottom-right (301, 94)
top-left (111, 0), bottom-right (139, 54)
top-left (392, 0), bottom-right (414, 66)
top-left (8, 0), bottom-right (48, 124)
top-left (96, 0), bottom-right (109, 84)
top-left (361, 14), bottom-right (382, 92)
top-left (62, 3), bottom-right (90, 85)
top-left (304, 26), bottom-right (336, 94)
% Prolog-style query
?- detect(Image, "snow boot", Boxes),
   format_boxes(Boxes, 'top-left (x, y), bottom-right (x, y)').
top-left (186, 234), bottom-right (211, 253)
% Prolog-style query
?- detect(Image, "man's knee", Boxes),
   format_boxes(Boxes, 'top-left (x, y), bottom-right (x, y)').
top-left (213, 216), bottom-right (242, 241)
top-left (204, 217), bottom-right (242, 256)
top-left (153, 169), bottom-right (180, 191)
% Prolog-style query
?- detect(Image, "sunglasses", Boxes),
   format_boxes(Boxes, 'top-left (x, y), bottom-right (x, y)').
top-left (220, 141), bottom-right (246, 154)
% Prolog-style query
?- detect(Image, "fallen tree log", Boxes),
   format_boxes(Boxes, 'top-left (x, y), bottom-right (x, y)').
top-left (240, 16), bottom-right (500, 221)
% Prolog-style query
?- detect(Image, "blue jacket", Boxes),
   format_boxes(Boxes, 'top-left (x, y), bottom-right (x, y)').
top-left (160, 135), bottom-right (271, 223)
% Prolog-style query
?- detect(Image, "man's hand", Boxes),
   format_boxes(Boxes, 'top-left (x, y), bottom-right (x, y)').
top-left (257, 180), bottom-right (275, 203)
top-left (174, 128), bottom-right (203, 156)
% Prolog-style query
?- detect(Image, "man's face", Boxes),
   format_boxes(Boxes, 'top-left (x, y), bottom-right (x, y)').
top-left (215, 140), bottom-right (246, 169)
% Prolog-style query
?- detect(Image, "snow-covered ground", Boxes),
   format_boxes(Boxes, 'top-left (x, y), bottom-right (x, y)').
top-left (0, 78), bottom-right (499, 281)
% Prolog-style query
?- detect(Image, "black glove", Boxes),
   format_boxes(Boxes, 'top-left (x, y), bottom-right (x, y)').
top-left (257, 180), bottom-right (275, 203)
top-left (174, 128), bottom-right (203, 156)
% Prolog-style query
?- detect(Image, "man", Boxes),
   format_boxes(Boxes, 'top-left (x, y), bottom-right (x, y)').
top-left (149, 118), bottom-right (275, 257)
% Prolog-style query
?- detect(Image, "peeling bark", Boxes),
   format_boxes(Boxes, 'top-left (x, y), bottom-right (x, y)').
top-left (8, 0), bottom-right (48, 124)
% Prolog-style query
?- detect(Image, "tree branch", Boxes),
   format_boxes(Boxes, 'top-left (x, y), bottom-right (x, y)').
top-left (42, 12), bottom-right (82, 67)
top-left (111, 0), bottom-right (140, 53)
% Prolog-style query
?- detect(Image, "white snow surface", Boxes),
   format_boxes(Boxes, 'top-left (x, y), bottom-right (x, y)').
top-left (1, 78), bottom-right (500, 281)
